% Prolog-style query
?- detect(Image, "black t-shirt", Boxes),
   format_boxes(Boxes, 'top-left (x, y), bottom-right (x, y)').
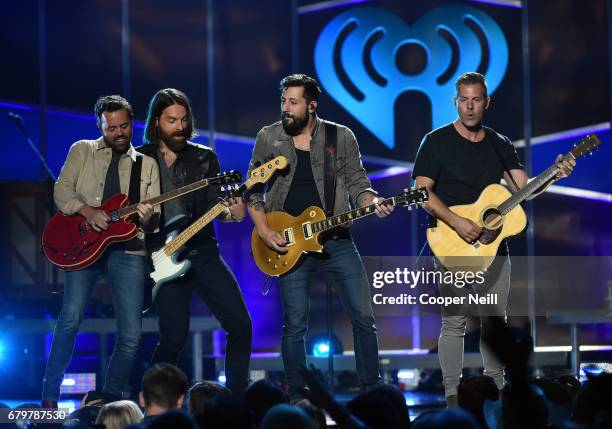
top-left (412, 123), bottom-right (523, 207)
top-left (283, 149), bottom-right (322, 216)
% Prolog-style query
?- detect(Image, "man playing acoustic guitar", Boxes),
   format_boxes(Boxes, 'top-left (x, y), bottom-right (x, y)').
top-left (43, 95), bottom-right (159, 407)
top-left (247, 74), bottom-right (394, 401)
top-left (413, 72), bottom-right (575, 406)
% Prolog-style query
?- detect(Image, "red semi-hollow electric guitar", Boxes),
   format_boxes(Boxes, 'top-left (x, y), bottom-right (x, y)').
top-left (42, 171), bottom-right (241, 271)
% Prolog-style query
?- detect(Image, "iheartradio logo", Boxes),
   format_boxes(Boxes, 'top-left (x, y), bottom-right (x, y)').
top-left (314, 5), bottom-right (509, 149)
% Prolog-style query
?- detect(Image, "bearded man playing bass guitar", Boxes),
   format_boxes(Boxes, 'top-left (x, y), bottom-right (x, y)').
top-left (412, 72), bottom-right (575, 407)
top-left (137, 88), bottom-right (252, 394)
top-left (247, 74), bottom-right (394, 402)
top-left (43, 95), bottom-right (160, 407)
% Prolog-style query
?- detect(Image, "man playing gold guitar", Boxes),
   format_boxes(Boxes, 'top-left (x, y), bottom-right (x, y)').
top-left (247, 74), bottom-right (394, 401)
top-left (413, 72), bottom-right (575, 407)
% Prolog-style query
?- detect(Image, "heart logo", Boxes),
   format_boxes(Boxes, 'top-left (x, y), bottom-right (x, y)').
top-left (314, 5), bottom-right (508, 149)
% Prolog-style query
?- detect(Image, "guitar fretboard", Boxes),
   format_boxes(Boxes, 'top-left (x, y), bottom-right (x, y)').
top-left (163, 202), bottom-right (227, 256)
top-left (498, 157), bottom-right (565, 214)
top-left (162, 175), bottom-right (261, 256)
top-left (115, 178), bottom-right (211, 218)
top-left (311, 196), bottom-right (400, 233)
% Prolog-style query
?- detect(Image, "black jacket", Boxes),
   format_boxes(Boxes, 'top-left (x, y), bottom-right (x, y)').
top-left (137, 142), bottom-right (223, 254)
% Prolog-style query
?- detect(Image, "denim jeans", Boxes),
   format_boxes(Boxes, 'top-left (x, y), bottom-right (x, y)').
top-left (279, 238), bottom-right (380, 396)
top-left (151, 254), bottom-right (252, 394)
top-left (42, 249), bottom-right (145, 401)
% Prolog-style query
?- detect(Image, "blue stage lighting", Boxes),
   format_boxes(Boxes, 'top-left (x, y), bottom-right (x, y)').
top-left (312, 340), bottom-right (331, 357)
top-left (0, 340), bottom-right (4, 361)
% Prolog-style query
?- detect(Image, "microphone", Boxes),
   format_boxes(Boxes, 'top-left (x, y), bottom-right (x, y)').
top-left (6, 111), bottom-right (24, 125)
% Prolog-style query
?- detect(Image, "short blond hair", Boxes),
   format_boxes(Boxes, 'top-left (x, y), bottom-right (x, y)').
top-left (95, 400), bottom-right (144, 429)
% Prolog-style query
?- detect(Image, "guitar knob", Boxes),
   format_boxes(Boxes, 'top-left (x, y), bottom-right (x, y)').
top-left (267, 258), bottom-right (271, 263)
top-left (276, 254), bottom-right (280, 259)
top-left (273, 264), bottom-right (277, 269)
top-left (283, 261), bottom-right (287, 266)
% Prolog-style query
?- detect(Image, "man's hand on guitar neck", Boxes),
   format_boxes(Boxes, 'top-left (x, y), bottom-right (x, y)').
top-left (358, 192), bottom-right (395, 218)
top-left (78, 205), bottom-right (110, 232)
top-left (555, 153), bottom-right (576, 179)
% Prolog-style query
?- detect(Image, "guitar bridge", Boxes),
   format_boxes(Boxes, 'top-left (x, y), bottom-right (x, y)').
top-left (283, 228), bottom-right (295, 246)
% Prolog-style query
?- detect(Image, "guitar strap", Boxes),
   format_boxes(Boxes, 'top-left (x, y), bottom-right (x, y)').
top-left (488, 130), bottom-right (521, 192)
top-left (128, 155), bottom-right (143, 205)
top-left (323, 121), bottom-right (337, 217)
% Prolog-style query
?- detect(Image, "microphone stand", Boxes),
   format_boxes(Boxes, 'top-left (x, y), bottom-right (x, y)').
top-left (9, 114), bottom-right (59, 292)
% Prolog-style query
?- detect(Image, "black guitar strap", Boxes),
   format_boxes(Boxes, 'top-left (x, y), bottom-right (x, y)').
top-left (488, 130), bottom-right (520, 192)
top-left (323, 121), bottom-right (337, 217)
top-left (128, 155), bottom-right (143, 205)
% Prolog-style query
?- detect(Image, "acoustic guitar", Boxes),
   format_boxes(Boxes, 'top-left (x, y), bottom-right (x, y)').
top-left (427, 134), bottom-right (601, 272)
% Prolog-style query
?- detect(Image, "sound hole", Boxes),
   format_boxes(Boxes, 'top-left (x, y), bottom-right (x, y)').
top-left (479, 208), bottom-right (503, 245)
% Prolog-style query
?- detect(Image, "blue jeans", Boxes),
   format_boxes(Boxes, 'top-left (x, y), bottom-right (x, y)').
top-left (42, 249), bottom-right (145, 401)
top-left (279, 238), bottom-right (380, 396)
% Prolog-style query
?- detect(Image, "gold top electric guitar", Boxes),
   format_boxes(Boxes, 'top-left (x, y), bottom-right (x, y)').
top-left (252, 187), bottom-right (429, 276)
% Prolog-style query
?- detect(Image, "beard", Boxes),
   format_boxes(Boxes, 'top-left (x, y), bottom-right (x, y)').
top-left (103, 134), bottom-right (131, 154)
top-left (159, 128), bottom-right (188, 152)
top-left (282, 110), bottom-right (310, 136)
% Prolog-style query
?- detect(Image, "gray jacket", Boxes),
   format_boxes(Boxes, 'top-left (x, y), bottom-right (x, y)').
top-left (247, 116), bottom-right (376, 215)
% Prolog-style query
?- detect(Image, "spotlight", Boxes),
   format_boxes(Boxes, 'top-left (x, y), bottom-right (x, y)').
top-left (307, 333), bottom-right (343, 357)
top-left (313, 341), bottom-right (330, 357)
top-left (218, 371), bottom-right (226, 384)
top-left (580, 363), bottom-right (611, 381)
top-left (397, 369), bottom-right (419, 390)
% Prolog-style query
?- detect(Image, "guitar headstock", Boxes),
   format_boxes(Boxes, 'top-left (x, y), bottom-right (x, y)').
top-left (210, 170), bottom-right (242, 187)
top-left (570, 134), bottom-right (601, 159)
top-left (248, 156), bottom-right (288, 185)
top-left (397, 187), bottom-right (429, 210)
top-left (222, 183), bottom-right (242, 197)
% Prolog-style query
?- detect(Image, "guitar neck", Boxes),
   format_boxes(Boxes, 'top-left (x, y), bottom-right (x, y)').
top-left (116, 178), bottom-right (210, 218)
top-left (164, 202), bottom-right (227, 256)
top-left (311, 196), bottom-right (397, 233)
top-left (161, 176), bottom-right (260, 256)
top-left (498, 162), bottom-right (561, 214)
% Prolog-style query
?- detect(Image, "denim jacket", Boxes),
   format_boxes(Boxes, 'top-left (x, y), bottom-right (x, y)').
top-left (247, 116), bottom-right (376, 215)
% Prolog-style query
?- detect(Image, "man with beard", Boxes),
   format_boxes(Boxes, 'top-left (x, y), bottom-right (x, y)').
top-left (43, 95), bottom-right (160, 407)
top-left (247, 74), bottom-right (393, 401)
top-left (137, 88), bottom-right (252, 394)
top-left (412, 72), bottom-right (575, 406)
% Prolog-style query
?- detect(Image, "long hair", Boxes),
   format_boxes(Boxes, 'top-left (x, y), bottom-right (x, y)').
top-left (143, 88), bottom-right (196, 145)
